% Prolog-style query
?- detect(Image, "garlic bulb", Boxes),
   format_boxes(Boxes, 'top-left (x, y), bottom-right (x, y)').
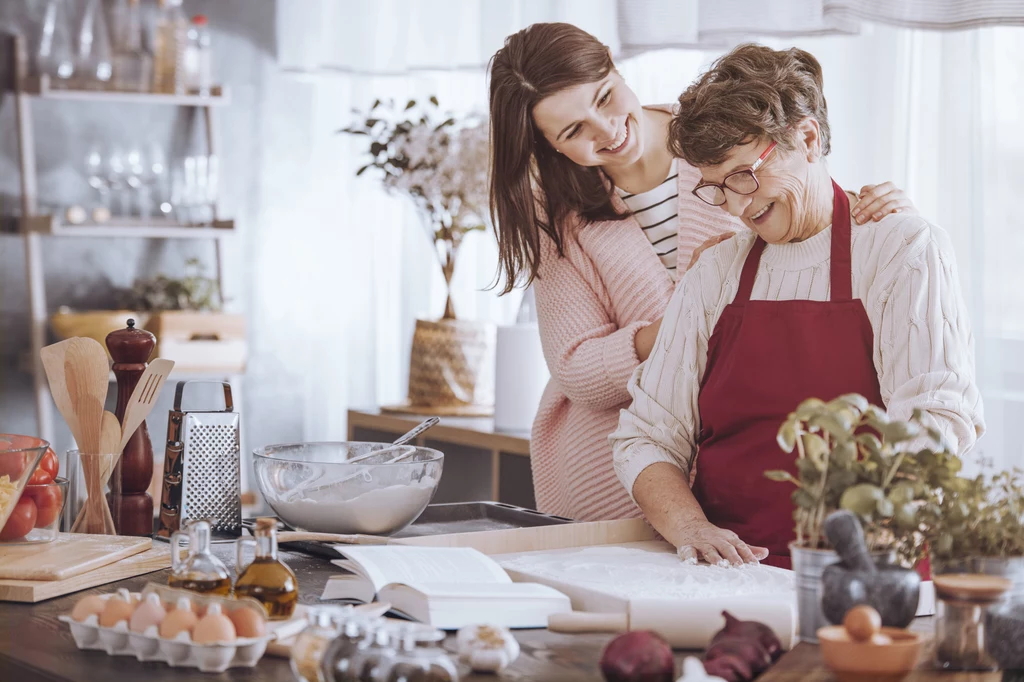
top-left (677, 657), bottom-right (726, 682)
top-left (455, 624), bottom-right (520, 673)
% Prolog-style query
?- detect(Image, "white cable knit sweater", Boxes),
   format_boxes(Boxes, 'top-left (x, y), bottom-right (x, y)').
top-left (610, 212), bottom-right (986, 499)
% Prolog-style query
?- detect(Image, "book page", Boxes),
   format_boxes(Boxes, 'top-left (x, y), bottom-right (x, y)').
top-left (383, 582), bottom-right (569, 600)
top-left (331, 546), bottom-right (511, 592)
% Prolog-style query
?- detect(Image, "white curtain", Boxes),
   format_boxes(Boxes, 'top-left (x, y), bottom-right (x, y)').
top-left (269, 2), bottom-right (1024, 472)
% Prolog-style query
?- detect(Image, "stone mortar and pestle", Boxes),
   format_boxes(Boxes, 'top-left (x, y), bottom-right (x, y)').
top-left (986, 602), bottom-right (1024, 679)
top-left (820, 510), bottom-right (921, 628)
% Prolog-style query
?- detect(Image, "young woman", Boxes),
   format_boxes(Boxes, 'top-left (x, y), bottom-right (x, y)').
top-left (488, 23), bottom-right (918, 521)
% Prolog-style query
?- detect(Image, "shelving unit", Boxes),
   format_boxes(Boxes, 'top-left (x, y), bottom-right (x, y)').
top-left (7, 33), bottom-right (240, 444)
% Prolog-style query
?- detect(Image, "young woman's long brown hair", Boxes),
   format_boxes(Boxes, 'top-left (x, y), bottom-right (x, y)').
top-left (488, 23), bottom-right (628, 295)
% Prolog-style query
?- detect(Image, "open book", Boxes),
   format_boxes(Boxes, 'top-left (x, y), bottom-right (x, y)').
top-left (320, 546), bottom-right (571, 630)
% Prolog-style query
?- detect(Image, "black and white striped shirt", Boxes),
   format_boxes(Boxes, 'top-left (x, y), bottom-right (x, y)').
top-left (615, 159), bottom-right (680, 280)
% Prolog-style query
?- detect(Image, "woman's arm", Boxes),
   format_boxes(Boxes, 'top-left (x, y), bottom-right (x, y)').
top-left (533, 234), bottom-right (656, 411)
top-left (611, 238), bottom-right (767, 565)
top-left (869, 217), bottom-right (985, 453)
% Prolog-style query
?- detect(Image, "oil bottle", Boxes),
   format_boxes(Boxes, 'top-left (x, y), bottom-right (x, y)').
top-left (234, 517), bottom-right (299, 619)
top-left (168, 518), bottom-right (232, 596)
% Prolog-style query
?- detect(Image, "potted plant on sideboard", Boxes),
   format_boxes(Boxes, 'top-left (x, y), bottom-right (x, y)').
top-left (340, 97), bottom-right (494, 415)
top-left (52, 258), bottom-right (245, 372)
top-left (766, 393), bottom-right (958, 642)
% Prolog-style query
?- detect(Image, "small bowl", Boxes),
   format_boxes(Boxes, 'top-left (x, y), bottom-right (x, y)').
top-left (253, 442), bottom-right (443, 535)
top-left (0, 434), bottom-right (49, 541)
top-left (818, 625), bottom-right (924, 682)
top-left (5, 477), bottom-right (70, 544)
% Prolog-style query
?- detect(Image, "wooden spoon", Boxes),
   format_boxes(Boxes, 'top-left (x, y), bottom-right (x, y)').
top-left (40, 339), bottom-right (82, 446)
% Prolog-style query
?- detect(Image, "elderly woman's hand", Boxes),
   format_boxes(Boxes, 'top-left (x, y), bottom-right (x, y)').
top-left (852, 182), bottom-right (919, 225)
top-left (674, 519), bottom-right (770, 567)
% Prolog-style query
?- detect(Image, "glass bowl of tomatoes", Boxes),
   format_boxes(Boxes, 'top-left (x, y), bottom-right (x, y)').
top-left (0, 434), bottom-right (64, 544)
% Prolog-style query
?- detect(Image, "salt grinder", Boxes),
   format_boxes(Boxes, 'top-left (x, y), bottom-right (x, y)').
top-left (105, 318), bottom-right (156, 537)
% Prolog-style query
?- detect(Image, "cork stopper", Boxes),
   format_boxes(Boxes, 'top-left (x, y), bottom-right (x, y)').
top-left (105, 318), bottom-right (156, 365)
top-left (933, 574), bottom-right (1013, 604)
top-left (254, 518), bottom-right (277, 533)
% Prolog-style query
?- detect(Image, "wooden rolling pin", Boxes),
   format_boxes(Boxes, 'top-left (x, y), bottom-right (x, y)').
top-left (275, 531), bottom-right (391, 545)
top-left (548, 596), bottom-right (797, 650)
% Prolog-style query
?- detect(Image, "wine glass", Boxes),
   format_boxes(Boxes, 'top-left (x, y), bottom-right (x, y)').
top-left (85, 146), bottom-right (110, 209)
top-left (106, 147), bottom-right (126, 216)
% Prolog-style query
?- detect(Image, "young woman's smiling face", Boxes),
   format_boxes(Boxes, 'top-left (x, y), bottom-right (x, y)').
top-left (531, 72), bottom-right (646, 169)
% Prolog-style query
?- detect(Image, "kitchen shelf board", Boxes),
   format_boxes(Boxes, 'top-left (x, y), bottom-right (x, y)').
top-left (20, 75), bottom-right (229, 106)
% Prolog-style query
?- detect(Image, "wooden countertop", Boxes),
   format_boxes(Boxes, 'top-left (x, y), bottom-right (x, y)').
top-left (0, 542), bottom-right (1002, 681)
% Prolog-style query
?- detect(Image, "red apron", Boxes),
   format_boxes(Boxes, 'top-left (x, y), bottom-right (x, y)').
top-left (692, 180), bottom-right (884, 570)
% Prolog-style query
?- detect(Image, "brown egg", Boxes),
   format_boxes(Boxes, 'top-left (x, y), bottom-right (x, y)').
top-left (843, 605), bottom-right (882, 642)
top-left (71, 595), bottom-right (107, 623)
top-left (227, 606), bottom-right (266, 638)
top-left (160, 598), bottom-right (199, 639)
top-left (129, 593), bottom-right (168, 633)
top-left (193, 603), bottom-right (237, 644)
top-left (99, 595), bottom-right (136, 628)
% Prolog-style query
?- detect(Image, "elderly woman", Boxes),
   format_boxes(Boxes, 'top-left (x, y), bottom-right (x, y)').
top-left (609, 44), bottom-right (985, 569)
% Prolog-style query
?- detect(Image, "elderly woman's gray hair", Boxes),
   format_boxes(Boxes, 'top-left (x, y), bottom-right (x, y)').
top-left (669, 44), bottom-right (832, 167)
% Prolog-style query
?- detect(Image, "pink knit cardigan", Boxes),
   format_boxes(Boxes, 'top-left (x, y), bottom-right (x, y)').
top-left (531, 156), bottom-right (740, 521)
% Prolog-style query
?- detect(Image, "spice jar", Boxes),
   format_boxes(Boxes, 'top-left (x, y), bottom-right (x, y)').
top-left (290, 605), bottom-right (354, 682)
top-left (321, 616), bottom-right (384, 682)
top-left (934, 573), bottom-right (1012, 670)
top-left (379, 624), bottom-right (459, 682)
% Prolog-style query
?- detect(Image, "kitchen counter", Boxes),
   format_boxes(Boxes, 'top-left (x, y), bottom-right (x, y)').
top-left (0, 543), bottom-right (1002, 681)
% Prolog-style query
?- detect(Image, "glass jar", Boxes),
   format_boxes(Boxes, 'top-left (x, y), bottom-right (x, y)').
top-left (933, 573), bottom-right (1012, 671)
top-left (379, 624), bottom-right (459, 682)
top-left (289, 606), bottom-right (353, 682)
top-left (321, 617), bottom-right (386, 682)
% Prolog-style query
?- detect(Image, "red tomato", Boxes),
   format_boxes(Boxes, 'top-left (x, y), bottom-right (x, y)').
top-left (0, 496), bottom-right (38, 541)
top-left (26, 448), bottom-right (58, 485)
top-left (24, 484), bottom-right (63, 528)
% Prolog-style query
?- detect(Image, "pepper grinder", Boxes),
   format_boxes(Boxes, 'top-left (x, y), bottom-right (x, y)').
top-left (105, 318), bottom-right (156, 536)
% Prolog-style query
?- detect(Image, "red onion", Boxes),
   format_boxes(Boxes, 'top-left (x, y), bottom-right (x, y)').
top-left (711, 611), bottom-right (783, 661)
top-left (705, 636), bottom-right (771, 674)
top-left (702, 653), bottom-right (754, 682)
top-left (599, 630), bottom-right (675, 682)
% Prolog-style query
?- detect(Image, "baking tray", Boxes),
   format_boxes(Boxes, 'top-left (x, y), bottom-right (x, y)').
top-left (244, 501), bottom-right (573, 559)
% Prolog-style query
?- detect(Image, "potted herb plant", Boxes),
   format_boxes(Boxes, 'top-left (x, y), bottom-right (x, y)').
top-left (921, 467), bottom-right (1024, 598)
top-left (119, 258), bottom-right (245, 372)
top-left (340, 97), bottom-right (495, 415)
top-left (766, 393), bottom-right (958, 642)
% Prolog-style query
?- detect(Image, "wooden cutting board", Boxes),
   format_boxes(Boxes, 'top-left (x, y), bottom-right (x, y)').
top-left (391, 517), bottom-right (658, 555)
top-left (0, 545), bottom-right (171, 603)
top-left (0, 534), bottom-right (152, 581)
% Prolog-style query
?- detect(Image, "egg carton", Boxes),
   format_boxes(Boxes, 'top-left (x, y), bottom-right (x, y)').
top-left (58, 586), bottom-right (276, 673)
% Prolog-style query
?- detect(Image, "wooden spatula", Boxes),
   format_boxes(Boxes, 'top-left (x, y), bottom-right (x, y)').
top-left (40, 339), bottom-right (82, 446)
top-left (117, 358), bottom-right (174, 454)
top-left (63, 337), bottom-right (109, 454)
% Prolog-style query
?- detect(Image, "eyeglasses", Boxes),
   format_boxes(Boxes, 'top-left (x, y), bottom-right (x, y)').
top-left (692, 141), bottom-right (778, 206)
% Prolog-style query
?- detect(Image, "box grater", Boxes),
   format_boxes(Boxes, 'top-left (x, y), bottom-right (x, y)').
top-left (156, 380), bottom-right (241, 539)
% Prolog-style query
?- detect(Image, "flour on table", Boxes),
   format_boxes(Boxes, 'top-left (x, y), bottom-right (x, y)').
top-left (496, 542), bottom-right (794, 601)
